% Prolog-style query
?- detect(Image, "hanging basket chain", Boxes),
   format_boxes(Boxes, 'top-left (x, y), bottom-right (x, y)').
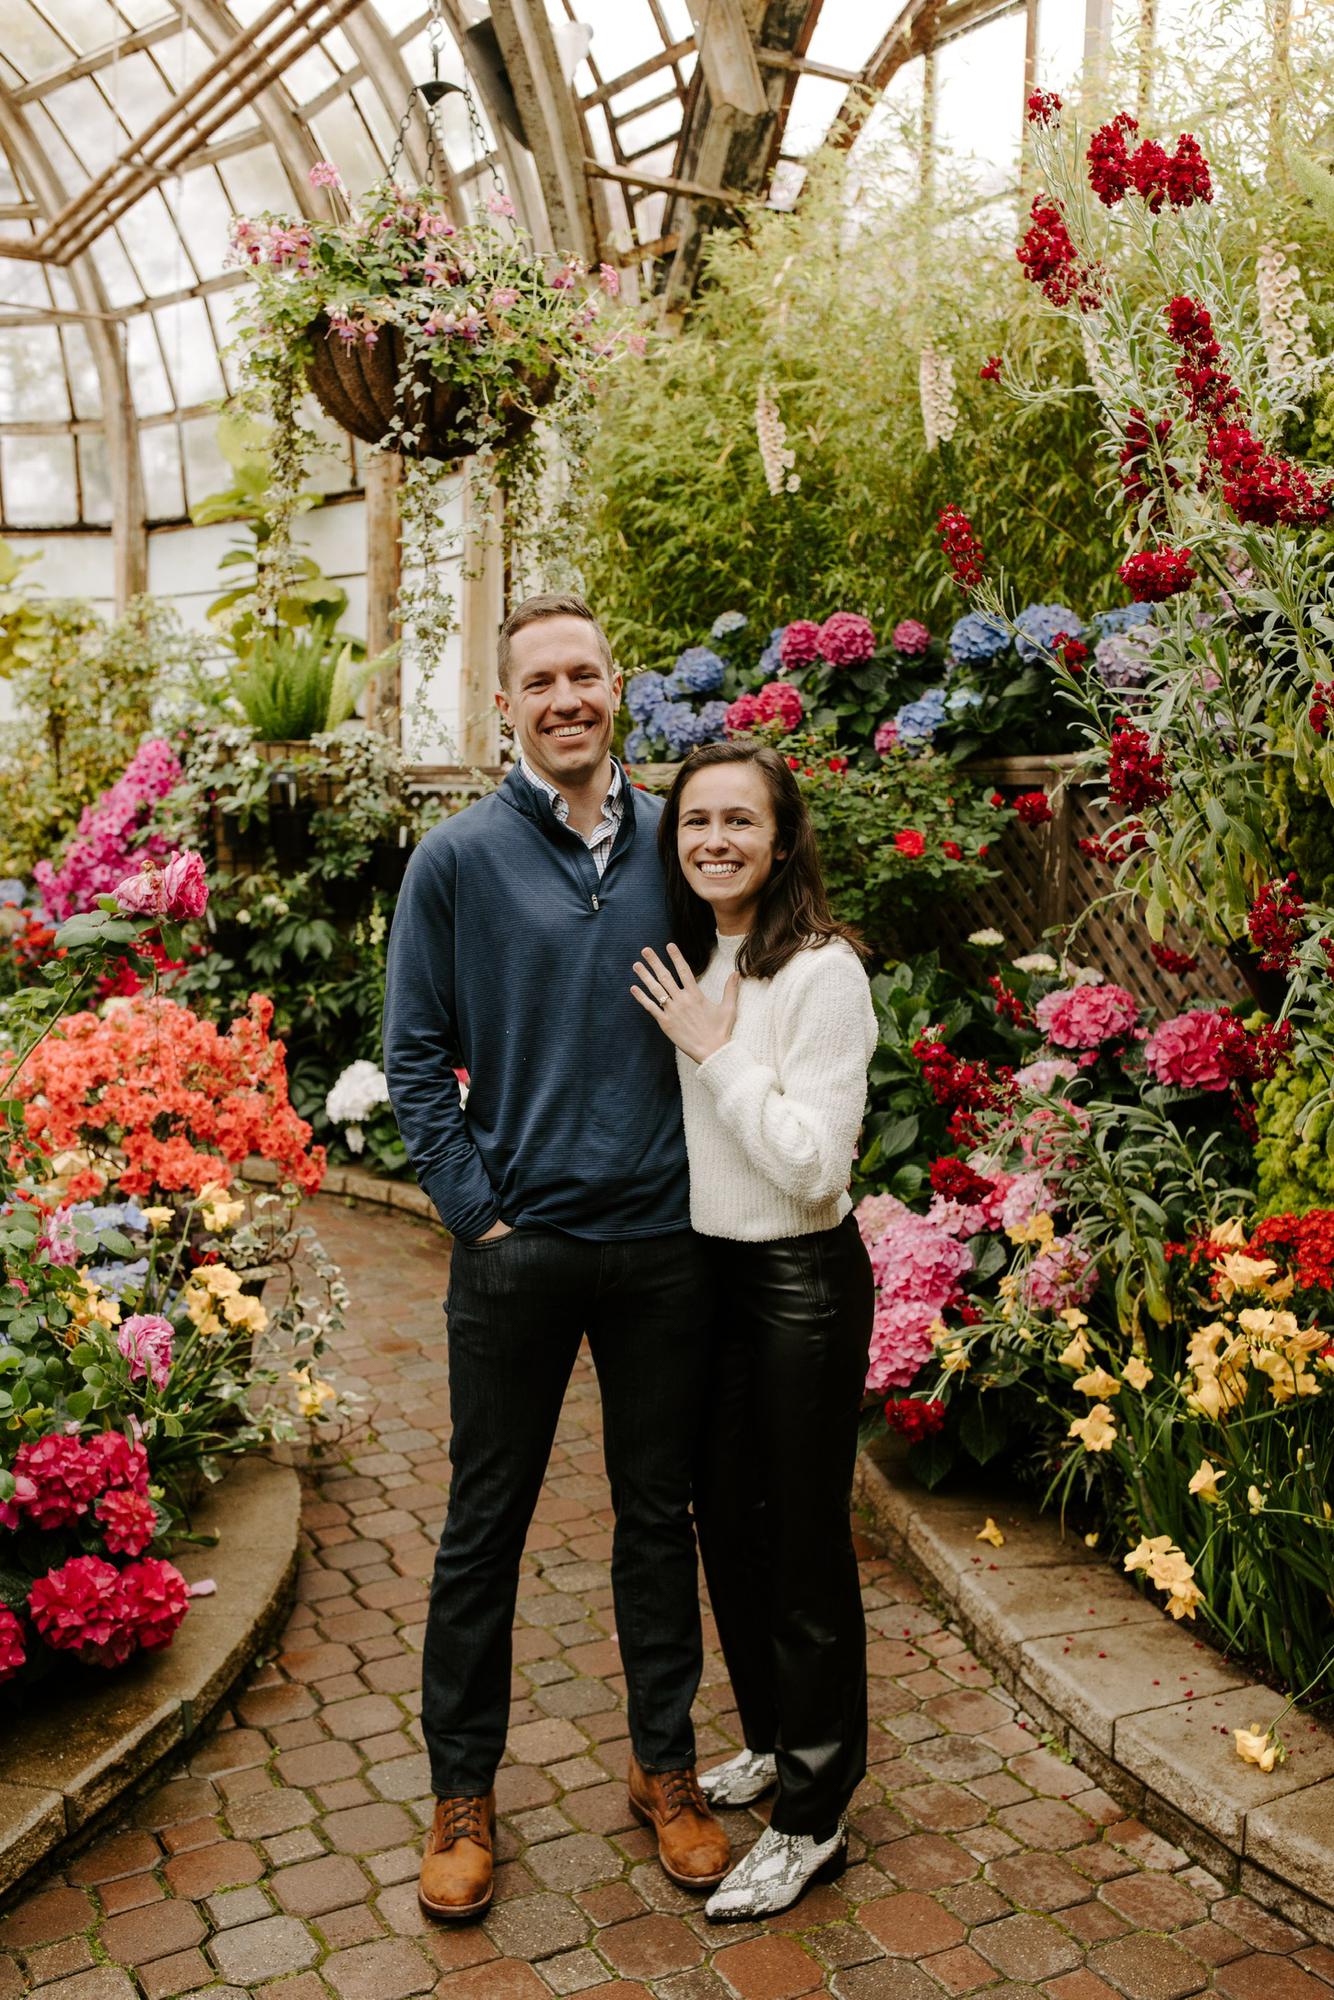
top-left (386, 0), bottom-right (505, 199)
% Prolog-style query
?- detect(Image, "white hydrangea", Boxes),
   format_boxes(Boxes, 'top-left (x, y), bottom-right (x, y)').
top-left (326, 1060), bottom-right (390, 1127)
top-left (919, 340), bottom-right (959, 452)
top-left (1012, 951), bottom-right (1059, 974)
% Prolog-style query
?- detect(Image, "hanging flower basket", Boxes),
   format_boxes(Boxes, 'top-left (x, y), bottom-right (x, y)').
top-left (303, 314), bottom-right (560, 462)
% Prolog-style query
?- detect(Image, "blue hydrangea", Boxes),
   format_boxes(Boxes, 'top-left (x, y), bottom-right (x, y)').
top-left (72, 1199), bottom-right (150, 1235)
top-left (757, 626), bottom-right (785, 677)
top-left (710, 611), bottom-right (748, 638)
top-left (696, 700), bottom-right (729, 743)
top-left (86, 1256), bottom-right (151, 1300)
top-left (656, 701), bottom-right (707, 755)
top-left (1014, 603), bottom-right (1083, 664)
top-left (948, 612), bottom-right (1010, 664)
top-left (1092, 603), bottom-right (1155, 638)
top-left (1093, 631), bottom-right (1154, 689)
top-left (625, 726), bottom-right (658, 763)
top-left (664, 647), bottom-right (726, 697)
top-left (946, 685), bottom-right (983, 714)
top-left (0, 878), bottom-right (26, 908)
top-left (626, 671), bottom-right (669, 722)
top-left (895, 686), bottom-right (948, 747)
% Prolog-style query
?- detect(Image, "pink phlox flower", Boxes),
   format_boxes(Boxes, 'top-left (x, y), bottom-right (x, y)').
top-left (35, 738), bottom-right (182, 921)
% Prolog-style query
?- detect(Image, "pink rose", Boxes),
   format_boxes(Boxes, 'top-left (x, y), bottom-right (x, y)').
top-left (162, 849), bottom-right (208, 921)
top-left (114, 864), bottom-right (168, 917)
top-left (117, 1314), bottom-right (174, 1391)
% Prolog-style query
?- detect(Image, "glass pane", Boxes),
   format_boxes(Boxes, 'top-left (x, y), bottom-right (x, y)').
top-left (154, 299), bottom-right (226, 406)
top-left (206, 290), bottom-right (243, 395)
top-left (45, 76), bottom-right (124, 175)
top-left (27, 105), bottom-right (88, 198)
top-left (117, 188), bottom-right (197, 296)
top-left (60, 324), bottom-right (102, 420)
top-left (0, 325), bottom-right (69, 423)
top-left (115, 0), bottom-right (175, 28)
top-left (807, 0), bottom-right (889, 72)
top-left (849, 53), bottom-right (924, 197)
top-left (140, 420), bottom-right (185, 518)
top-left (126, 312), bottom-right (175, 416)
top-left (560, 0), bottom-right (666, 84)
top-left (782, 71), bottom-right (850, 156)
top-left (78, 428), bottom-right (113, 523)
top-left (2, 0), bottom-right (70, 76)
top-left (0, 257), bottom-right (54, 311)
top-left (768, 161), bottom-right (807, 211)
top-left (309, 95), bottom-right (390, 195)
top-left (98, 46), bottom-right (175, 132)
top-left (41, 0), bottom-right (120, 53)
top-left (86, 227), bottom-right (143, 310)
top-left (285, 44), bottom-right (342, 105)
top-left (216, 144), bottom-right (295, 216)
top-left (1037, 0), bottom-right (1087, 95)
top-left (614, 102), bottom-right (682, 156)
top-left (933, 11), bottom-right (1027, 199)
top-left (0, 433), bottom-right (79, 526)
top-left (165, 169), bottom-right (235, 282)
top-left (375, 0), bottom-right (422, 31)
top-left (351, 75), bottom-right (398, 161)
top-left (181, 413), bottom-right (231, 508)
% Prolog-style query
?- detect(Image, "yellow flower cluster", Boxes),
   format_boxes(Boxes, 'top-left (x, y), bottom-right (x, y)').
top-left (1185, 1308), bottom-right (1326, 1418)
top-left (1124, 1533), bottom-right (1205, 1620)
top-left (181, 1265), bottom-right (268, 1339)
top-left (1008, 1211), bottom-right (1056, 1249)
top-left (198, 1181), bottom-right (247, 1234)
top-left (289, 1366), bottom-right (338, 1421)
top-left (68, 1273), bottom-right (121, 1338)
top-left (1068, 1402), bottom-right (1117, 1450)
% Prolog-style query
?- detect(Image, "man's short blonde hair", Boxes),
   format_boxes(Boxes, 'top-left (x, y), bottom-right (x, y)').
top-left (497, 592), bottom-right (615, 690)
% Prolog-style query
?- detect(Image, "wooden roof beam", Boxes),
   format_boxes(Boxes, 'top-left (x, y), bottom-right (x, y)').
top-left (489, 0), bottom-right (598, 262)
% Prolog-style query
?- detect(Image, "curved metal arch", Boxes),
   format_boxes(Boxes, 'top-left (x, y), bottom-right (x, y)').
top-left (0, 81), bottom-right (146, 604)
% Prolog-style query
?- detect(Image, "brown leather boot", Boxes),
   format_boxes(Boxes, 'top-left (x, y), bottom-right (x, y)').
top-left (418, 1791), bottom-right (496, 1921)
top-left (628, 1754), bottom-right (730, 1889)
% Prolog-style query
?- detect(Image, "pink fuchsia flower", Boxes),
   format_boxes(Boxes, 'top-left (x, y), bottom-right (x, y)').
top-left (0, 1604), bottom-right (24, 1683)
top-left (779, 621), bottom-right (822, 669)
top-left (1035, 982), bottom-right (1141, 1051)
top-left (117, 1314), bottom-right (174, 1391)
top-left (37, 1205), bottom-right (79, 1267)
top-left (818, 613), bottom-right (876, 667)
top-left (755, 681), bottom-right (803, 732)
top-left (487, 191), bottom-right (517, 218)
top-left (892, 619), bottom-right (931, 655)
top-left (27, 1554), bottom-right (136, 1667)
top-left (1143, 1008), bottom-right (1232, 1092)
top-left (308, 160), bottom-right (342, 189)
top-left (598, 262), bottom-right (621, 296)
top-left (118, 1557), bottom-right (190, 1652)
top-left (1025, 1235), bottom-right (1100, 1314)
top-left (874, 719), bottom-right (899, 755)
top-left (84, 1429), bottom-right (150, 1497)
top-left (96, 1487), bottom-right (158, 1558)
top-left (12, 1434), bottom-right (103, 1531)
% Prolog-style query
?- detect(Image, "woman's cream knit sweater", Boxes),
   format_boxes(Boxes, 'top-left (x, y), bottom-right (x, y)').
top-left (678, 930), bottom-right (877, 1242)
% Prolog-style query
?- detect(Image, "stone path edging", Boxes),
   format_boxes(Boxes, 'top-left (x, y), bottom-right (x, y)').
top-left (0, 1455), bottom-right (300, 1902)
top-left (854, 1441), bottom-right (1334, 1944)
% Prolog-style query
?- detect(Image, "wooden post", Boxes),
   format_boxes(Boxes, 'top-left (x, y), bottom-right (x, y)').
top-left (364, 452), bottom-right (402, 743)
top-left (460, 467), bottom-right (504, 766)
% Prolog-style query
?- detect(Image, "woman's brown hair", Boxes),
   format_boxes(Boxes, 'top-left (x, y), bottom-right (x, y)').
top-left (657, 740), bottom-right (869, 980)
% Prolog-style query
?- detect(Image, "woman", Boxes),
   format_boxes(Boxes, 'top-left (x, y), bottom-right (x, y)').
top-left (629, 739), bottom-right (877, 1922)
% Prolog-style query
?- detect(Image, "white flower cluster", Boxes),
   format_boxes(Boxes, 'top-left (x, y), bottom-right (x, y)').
top-left (918, 340), bottom-right (959, 452)
top-left (326, 1059), bottom-right (390, 1136)
top-left (1255, 242), bottom-right (1315, 387)
top-left (755, 381), bottom-right (799, 496)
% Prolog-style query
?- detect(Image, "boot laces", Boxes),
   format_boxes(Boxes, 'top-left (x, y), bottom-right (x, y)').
top-left (659, 1767), bottom-right (707, 1817)
top-left (436, 1794), bottom-right (487, 1845)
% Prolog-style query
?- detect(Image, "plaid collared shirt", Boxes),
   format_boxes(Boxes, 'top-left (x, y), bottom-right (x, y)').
top-left (518, 755), bottom-right (625, 878)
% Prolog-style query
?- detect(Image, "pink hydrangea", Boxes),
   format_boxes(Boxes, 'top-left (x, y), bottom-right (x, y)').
top-left (12, 1434), bottom-right (104, 1531)
top-left (1016, 1100), bottom-right (1092, 1170)
top-left (724, 693), bottom-right (762, 736)
top-left (755, 681), bottom-right (804, 732)
top-left (119, 1557), bottom-right (190, 1652)
top-left (1143, 1008), bottom-right (1231, 1092)
top-left (779, 620), bottom-right (822, 669)
top-left (0, 1604), bottom-right (24, 1683)
top-left (117, 1314), bottom-right (174, 1390)
top-left (1016, 1058), bottom-right (1080, 1095)
top-left (37, 1205), bottom-right (79, 1267)
top-left (874, 719), bottom-right (899, 755)
top-left (892, 619), bottom-right (932, 655)
top-left (862, 1208), bottom-right (973, 1391)
top-left (1034, 982), bottom-right (1141, 1051)
top-left (818, 612), bottom-right (876, 666)
top-left (96, 1488), bottom-right (158, 1558)
top-left (855, 1192), bottom-right (907, 1248)
top-left (35, 738), bottom-right (183, 922)
top-left (27, 1554), bottom-right (136, 1667)
top-left (84, 1429), bottom-right (150, 1497)
top-left (1025, 1235), bottom-right (1100, 1313)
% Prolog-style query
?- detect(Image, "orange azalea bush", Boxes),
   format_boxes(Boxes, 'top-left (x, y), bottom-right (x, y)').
top-left (7, 992), bottom-right (325, 1200)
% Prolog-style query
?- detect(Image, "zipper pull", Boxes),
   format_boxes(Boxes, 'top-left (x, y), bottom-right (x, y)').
top-left (590, 893), bottom-right (600, 911)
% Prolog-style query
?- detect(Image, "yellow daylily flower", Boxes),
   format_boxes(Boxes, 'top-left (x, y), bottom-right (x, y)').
top-left (289, 1367), bottom-right (337, 1421)
top-left (142, 1206), bottom-right (174, 1231)
top-left (1122, 1354), bottom-right (1153, 1392)
top-left (1056, 1331), bottom-right (1092, 1370)
top-left (1009, 1211), bottom-right (1055, 1249)
top-left (1214, 1252), bottom-right (1280, 1302)
top-left (1248, 1484), bottom-right (1267, 1513)
top-left (1187, 1460), bottom-right (1226, 1504)
top-left (1073, 1366), bottom-right (1121, 1399)
top-left (1068, 1403), bottom-right (1117, 1451)
top-left (1234, 1724), bottom-right (1284, 1773)
top-left (976, 1518), bottom-right (1005, 1547)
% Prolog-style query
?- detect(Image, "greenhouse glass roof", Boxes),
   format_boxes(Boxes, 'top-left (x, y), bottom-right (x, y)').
top-left (0, 0), bottom-right (1302, 540)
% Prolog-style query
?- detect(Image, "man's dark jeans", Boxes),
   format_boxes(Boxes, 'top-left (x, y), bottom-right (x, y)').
top-left (422, 1226), bottom-right (710, 1798)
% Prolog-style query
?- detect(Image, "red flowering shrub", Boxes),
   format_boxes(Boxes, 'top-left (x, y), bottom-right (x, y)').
top-left (95, 1489), bottom-right (158, 1558)
top-left (1014, 791), bottom-right (1053, 827)
top-left (1107, 725), bottom-right (1171, 811)
top-left (894, 830), bottom-right (927, 858)
top-left (1119, 546), bottom-right (1196, 601)
top-left (1016, 196), bottom-right (1103, 309)
top-left (119, 1558), bottom-right (191, 1652)
top-left (9, 993), bottom-right (326, 1199)
top-left (1246, 873), bottom-right (1304, 973)
top-left (1247, 1210), bottom-right (1334, 1295)
top-left (28, 1555), bottom-right (134, 1668)
top-left (938, 506), bottom-right (986, 589)
top-left (754, 681), bottom-right (804, 733)
top-left (1307, 682), bottom-right (1334, 736)
top-left (0, 1606), bottom-right (25, 1685)
top-left (1164, 296), bottom-right (1239, 424)
top-left (1088, 116), bottom-right (1212, 212)
top-left (1119, 408), bottom-right (1179, 509)
top-left (1206, 420), bottom-right (1332, 528)
top-left (1026, 89), bottom-right (1061, 125)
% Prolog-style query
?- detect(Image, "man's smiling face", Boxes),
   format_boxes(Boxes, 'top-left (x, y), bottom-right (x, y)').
top-left (496, 614), bottom-right (623, 791)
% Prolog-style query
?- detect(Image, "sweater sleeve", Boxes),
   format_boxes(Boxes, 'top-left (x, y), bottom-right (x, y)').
top-left (382, 839), bottom-right (501, 1242)
top-left (693, 949), bottom-right (875, 1205)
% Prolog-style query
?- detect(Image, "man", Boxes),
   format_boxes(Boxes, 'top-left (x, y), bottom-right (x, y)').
top-left (383, 591), bottom-right (729, 1923)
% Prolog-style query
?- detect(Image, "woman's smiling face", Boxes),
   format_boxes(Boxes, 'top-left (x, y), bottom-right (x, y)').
top-left (676, 762), bottom-right (784, 933)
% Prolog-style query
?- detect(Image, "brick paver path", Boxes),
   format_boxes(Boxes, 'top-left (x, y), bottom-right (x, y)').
top-left (4, 1198), bottom-right (1333, 2000)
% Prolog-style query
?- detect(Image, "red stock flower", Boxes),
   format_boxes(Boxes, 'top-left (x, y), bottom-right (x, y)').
top-left (1217, 1014), bottom-right (1294, 1082)
top-left (894, 829), bottom-right (927, 858)
top-left (1308, 683), bottom-right (1334, 736)
top-left (1149, 941), bottom-right (1199, 976)
top-left (0, 1605), bottom-right (24, 1684)
top-left (1206, 420), bottom-right (1332, 528)
top-left (1107, 724), bottom-right (1171, 811)
top-left (1052, 631), bottom-right (1089, 672)
top-left (1163, 135), bottom-right (1213, 208)
top-left (1164, 296), bottom-right (1239, 423)
top-left (1026, 89), bottom-right (1061, 125)
top-left (988, 974), bottom-right (1029, 1027)
top-left (1016, 196), bottom-right (1103, 310)
top-left (884, 1397), bottom-right (947, 1441)
top-left (1120, 546), bottom-right (1195, 602)
top-left (938, 506), bottom-right (986, 589)
top-left (929, 1157), bottom-right (995, 1202)
top-left (1087, 114), bottom-right (1138, 205)
top-left (1119, 408), bottom-right (1179, 509)
top-left (1014, 791), bottom-right (1053, 827)
top-left (979, 355), bottom-right (1003, 381)
top-left (1247, 873), bottom-right (1304, 974)
top-left (1088, 117), bottom-right (1212, 212)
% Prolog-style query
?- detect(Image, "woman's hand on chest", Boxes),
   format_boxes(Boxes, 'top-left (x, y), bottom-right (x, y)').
top-left (630, 944), bottom-right (740, 1064)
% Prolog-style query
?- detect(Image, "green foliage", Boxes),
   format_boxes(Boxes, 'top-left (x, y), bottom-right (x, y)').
top-left (228, 626), bottom-right (387, 742)
top-left (1254, 1063), bottom-right (1334, 1214)
top-left (580, 151), bottom-right (1114, 669)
